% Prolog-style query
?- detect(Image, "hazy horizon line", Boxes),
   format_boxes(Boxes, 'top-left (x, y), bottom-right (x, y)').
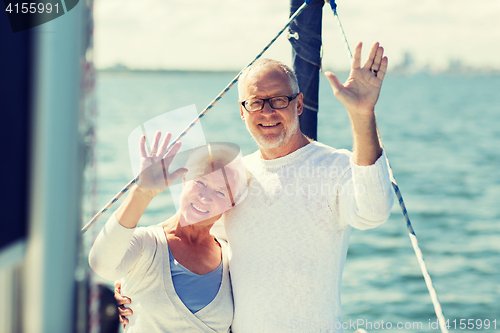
top-left (96, 66), bottom-right (500, 77)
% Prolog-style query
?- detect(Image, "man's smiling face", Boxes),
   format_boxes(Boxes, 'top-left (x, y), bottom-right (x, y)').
top-left (239, 65), bottom-right (303, 154)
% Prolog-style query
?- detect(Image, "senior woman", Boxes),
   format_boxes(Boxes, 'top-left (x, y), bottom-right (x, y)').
top-left (89, 132), bottom-right (246, 333)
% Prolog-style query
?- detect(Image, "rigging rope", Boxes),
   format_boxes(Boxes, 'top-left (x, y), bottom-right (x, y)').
top-left (329, 1), bottom-right (353, 59)
top-left (81, 1), bottom-right (309, 234)
top-left (327, 1), bottom-right (449, 332)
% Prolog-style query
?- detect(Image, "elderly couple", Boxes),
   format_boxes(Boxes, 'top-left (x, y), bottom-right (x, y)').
top-left (89, 42), bottom-right (394, 332)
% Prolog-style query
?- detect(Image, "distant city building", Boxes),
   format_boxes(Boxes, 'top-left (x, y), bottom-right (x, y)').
top-left (392, 52), bottom-right (415, 75)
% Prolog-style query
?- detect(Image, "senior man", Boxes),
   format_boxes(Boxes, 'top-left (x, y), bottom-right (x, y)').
top-left (116, 42), bottom-right (394, 332)
top-left (225, 41), bottom-right (393, 332)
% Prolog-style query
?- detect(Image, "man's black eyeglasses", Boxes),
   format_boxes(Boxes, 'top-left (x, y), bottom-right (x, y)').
top-left (240, 93), bottom-right (299, 112)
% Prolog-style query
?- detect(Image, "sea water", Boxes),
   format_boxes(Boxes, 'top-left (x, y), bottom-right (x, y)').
top-left (92, 71), bottom-right (500, 332)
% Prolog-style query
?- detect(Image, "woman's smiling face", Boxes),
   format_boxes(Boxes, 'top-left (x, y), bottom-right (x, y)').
top-left (178, 169), bottom-right (235, 227)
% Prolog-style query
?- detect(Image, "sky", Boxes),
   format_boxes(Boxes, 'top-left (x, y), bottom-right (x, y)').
top-left (94, 0), bottom-right (500, 72)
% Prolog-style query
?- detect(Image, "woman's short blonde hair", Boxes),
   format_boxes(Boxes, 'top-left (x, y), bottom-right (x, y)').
top-left (184, 143), bottom-right (248, 205)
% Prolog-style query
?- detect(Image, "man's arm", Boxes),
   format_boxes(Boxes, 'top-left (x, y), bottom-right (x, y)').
top-left (115, 280), bottom-right (133, 329)
top-left (336, 151), bottom-right (394, 230)
top-left (324, 42), bottom-right (387, 166)
top-left (325, 42), bottom-right (394, 228)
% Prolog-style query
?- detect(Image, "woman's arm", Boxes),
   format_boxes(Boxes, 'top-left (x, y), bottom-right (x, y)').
top-left (88, 211), bottom-right (144, 281)
top-left (114, 186), bottom-right (156, 228)
top-left (88, 180), bottom-right (157, 280)
top-left (89, 132), bottom-right (186, 279)
top-left (88, 184), bottom-right (157, 280)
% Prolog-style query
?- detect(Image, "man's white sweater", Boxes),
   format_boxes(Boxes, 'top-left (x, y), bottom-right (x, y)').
top-left (220, 141), bottom-right (394, 332)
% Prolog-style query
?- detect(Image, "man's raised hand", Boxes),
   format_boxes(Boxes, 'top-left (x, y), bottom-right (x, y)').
top-left (324, 42), bottom-right (388, 118)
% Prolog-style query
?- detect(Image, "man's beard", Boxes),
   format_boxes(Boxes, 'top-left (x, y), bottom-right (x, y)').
top-left (246, 114), bottom-right (299, 150)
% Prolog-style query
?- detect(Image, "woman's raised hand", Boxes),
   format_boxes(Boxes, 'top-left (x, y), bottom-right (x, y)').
top-left (136, 131), bottom-right (187, 196)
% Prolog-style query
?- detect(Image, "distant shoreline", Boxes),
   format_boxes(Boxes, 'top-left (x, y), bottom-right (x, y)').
top-left (97, 68), bottom-right (241, 75)
top-left (97, 67), bottom-right (500, 77)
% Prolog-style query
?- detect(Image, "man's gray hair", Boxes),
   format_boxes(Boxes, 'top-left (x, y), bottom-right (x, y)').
top-left (237, 59), bottom-right (300, 101)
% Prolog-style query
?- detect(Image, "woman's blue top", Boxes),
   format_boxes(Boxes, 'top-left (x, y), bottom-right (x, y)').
top-left (168, 246), bottom-right (223, 313)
